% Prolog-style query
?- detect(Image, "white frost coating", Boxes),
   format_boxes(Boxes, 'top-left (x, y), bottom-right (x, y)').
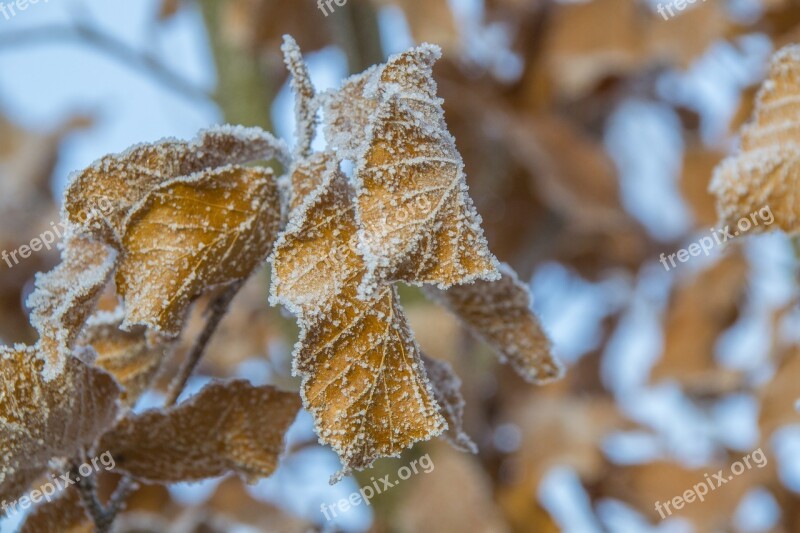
top-left (282, 35), bottom-right (318, 159)
top-left (346, 44), bottom-right (500, 297)
top-left (424, 263), bottom-right (565, 385)
top-left (26, 233), bottom-right (118, 381)
top-left (423, 355), bottom-right (477, 454)
top-left (709, 44), bottom-right (800, 235)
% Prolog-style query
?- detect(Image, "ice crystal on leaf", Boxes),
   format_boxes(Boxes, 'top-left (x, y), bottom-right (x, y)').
top-left (116, 165), bottom-right (281, 336)
top-left (64, 125), bottom-right (288, 244)
top-left (350, 45), bottom-right (501, 296)
top-left (425, 263), bottom-right (564, 384)
top-left (26, 234), bottom-right (116, 379)
top-left (0, 345), bottom-right (120, 507)
top-left (711, 44), bottom-right (800, 233)
top-left (98, 380), bottom-right (300, 484)
top-left (79, 307), bottom-right (169, 407)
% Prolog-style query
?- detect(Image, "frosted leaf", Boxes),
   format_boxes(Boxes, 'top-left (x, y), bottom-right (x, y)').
top-left (288, 151), bottom-right (330, 214)
top-left (270, 157), bottom-right (361, 315)
top-left (321, 65), bottom-right (380, 159)
top-left (98, 380), bottom-right (300, 484)
top-left (711, 45), bottom-right (800, 233)
top-left (116, 166), bottom-right (281, 336)
top-left (26, 234), bottom-right (117, 379)
top-left (19, 487), bottom-right (91, 533)
top-left (352, 45), bottom-right (500, 295)
top-left (296, 284), bottom-right (446, 477)
top-left (281, 35), bottom-right (318, 158)
top-left (0, 345), bottom-right (121, 507)
top-left (64, 125), bottom-right (289, 244)
top-left (271, 167), bottom-right (445, 475)
top-left (425, 263), bottom-right (564, 384)
top-left (422, 355), bottom-right (476, 453)
top-left (79, 308), bottom-right (170, 407)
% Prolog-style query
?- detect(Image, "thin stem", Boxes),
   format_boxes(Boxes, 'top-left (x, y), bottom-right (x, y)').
top-left (165, 280), bottom-right (244, 406)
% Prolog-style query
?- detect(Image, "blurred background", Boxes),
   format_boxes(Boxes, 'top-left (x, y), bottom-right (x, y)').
top-left (2, 0), bottom-right (800, 531)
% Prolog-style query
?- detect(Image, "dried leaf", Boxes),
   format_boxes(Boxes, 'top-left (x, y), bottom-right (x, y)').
top-left (281, 35), bottom-right (317, 158)
top-left (423, 355), bottom-right (476, 453)
top-left (352, 45), bottom-right (500, 294)
top-left (651, 252), bottom-right (747, 386)
top-left (711, 45), bottom-right (800, 233)
top-left (0, 346), bottom-right (120, 506)
top-left (99, 380), bottom-right (299, 484)
top-left (116, 165), bottom-right (280, 336)
top-left (397, 442), bottom-right (510, 533)
top-left (288, 151), bottom-right (330, 214)
top-left (271, 158), bottom-right (361, 315)
top-left (322, 66), bottom-right (380, 159)
top-left (271, 165), bottom-right (445, 475)
top-left (425, 263), bottom-right (563, 384)
top-left (20, 487), bottom-right (92, 533)
top-left (26, 234), bottom-right (117, 378)
top-left (64, 125), bottom-right (288, 243)
top-left (79, 308), bottom-right (169, 407)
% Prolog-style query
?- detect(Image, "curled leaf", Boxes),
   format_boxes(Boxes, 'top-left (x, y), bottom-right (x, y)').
top-left (711, 44), bottom-right (800, 233)
top-left (422, 355), bottom-right (476, 453)
top-left (281, 35), bottom-right (318, 158)
top-left (64, 125), bottom-right (289, 243)
top-left (425, 263), bottom-right (564, 384)
top-left (117, 166), bottom-right (281, 336)
top-left (352, 45), bottom-right (500, 295)
top-left (79, 308), bottom-right (170, 407)
top-left (0, 346), bottom-right (120, 507)
top-left (26, 234), bottom-right (116, 379)
top-left (322, 66), bottom-right (380, 159)
top-left (99, 380), bottom-right (300, 484)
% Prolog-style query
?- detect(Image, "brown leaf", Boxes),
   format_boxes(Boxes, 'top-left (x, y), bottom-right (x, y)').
top-left (79, 308), bottom-right (170, 407)
top-left (26, 234), bottom-right (117, 378)
top-left (271, 164), bottom-right (446, 475)
top-left (425, 263), bottom-right (563, 384)
top-left (352, 44), bottom-right (500, 294)
top-left (711, 45), bottom-right (800, 233)
top-left (19, 487), bottom-right (91, 533)
top-left (651, 252), bottom-right (747, 386)
top-left (64, 125), bottom-right (288, 244)
top-left (288, 151), bottom-right (330, 214)
top-left (116, 165), bottom-right (280, 336)
top-left (322, 66), bottom-right (379, 159)
top-left (423, 355), bottom-right (476, 453)
top-left (99, 380), bottom-right (300, 484)
top-left (0, 346), bottom-right (120, 506)
top-left (397, 442), bottom-right (510, 533)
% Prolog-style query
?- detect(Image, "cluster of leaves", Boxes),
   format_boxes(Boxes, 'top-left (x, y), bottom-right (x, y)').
top-left (0, 35), bottom-right (561, 530)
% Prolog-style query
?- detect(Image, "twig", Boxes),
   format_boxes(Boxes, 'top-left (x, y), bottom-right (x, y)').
top-left (0, 22), bottom-right (212, 103)
top-left (165, 279), bottom-right (244, 406)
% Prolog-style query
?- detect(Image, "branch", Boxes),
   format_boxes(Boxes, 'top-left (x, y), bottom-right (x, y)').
top-left (165, 279), bottom-right (244, 406)
top-left (0, 22), bottom-right (212, 103)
